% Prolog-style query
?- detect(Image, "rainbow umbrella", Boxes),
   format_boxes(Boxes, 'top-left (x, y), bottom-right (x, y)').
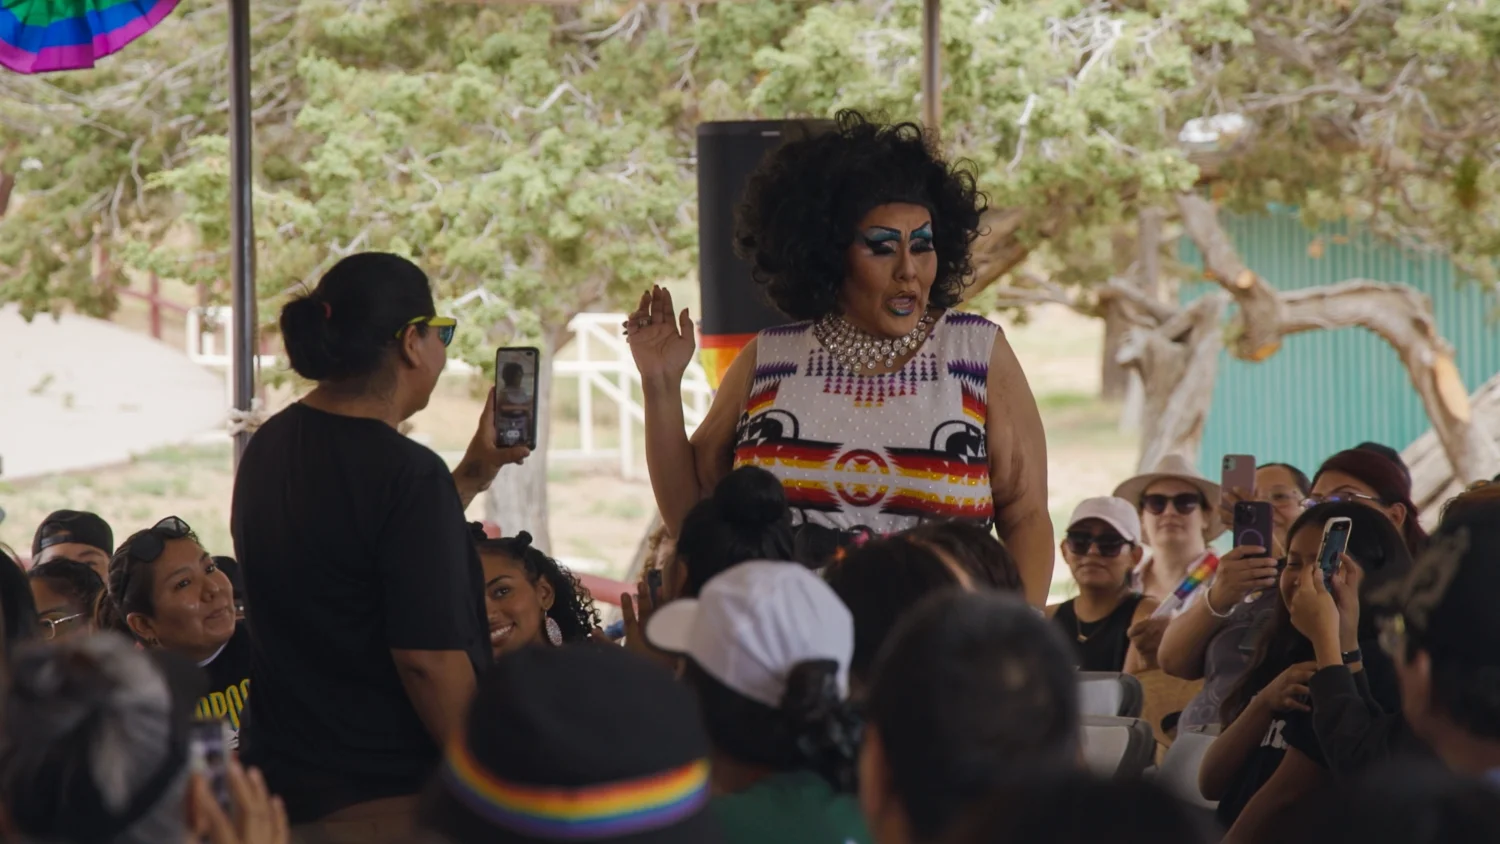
top-left (1, 0), bottom-right (180, 74)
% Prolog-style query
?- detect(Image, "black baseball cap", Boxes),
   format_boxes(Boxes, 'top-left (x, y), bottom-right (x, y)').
top-left (421, 645), bottom-right (724, 844)
top-left (32, 510), bottom-right (114, 559)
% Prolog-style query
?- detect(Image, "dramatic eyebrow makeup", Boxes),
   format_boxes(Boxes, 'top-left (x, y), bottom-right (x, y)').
top-left (862, 226), bottom-right (903, 244)
top-left (912, 223), bottom-right (933, 239)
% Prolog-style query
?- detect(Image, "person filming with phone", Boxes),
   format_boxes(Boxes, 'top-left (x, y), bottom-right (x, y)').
top-left (231, 253), bottom-right (528, 840)
top-left (1204, 503), bottom-right (1412, 843)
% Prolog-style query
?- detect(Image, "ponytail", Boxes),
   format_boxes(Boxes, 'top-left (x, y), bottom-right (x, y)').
top-left (780, 660), bottom-right (862, 792)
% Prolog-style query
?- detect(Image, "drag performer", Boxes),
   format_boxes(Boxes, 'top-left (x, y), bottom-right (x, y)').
top-left (628, 111), bottom-right (1053, 605)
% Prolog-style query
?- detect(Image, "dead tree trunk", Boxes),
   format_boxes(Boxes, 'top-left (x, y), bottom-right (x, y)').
top-left (485, 332), bottom-right (557, 551)
top-left (1403, 372), bottom-right (1500, 526)
top-left (1175, 193), bottom-right (1500, 486)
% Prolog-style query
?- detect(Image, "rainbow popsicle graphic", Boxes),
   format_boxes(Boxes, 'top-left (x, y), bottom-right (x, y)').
top-left (1150, 552), bottom-right (1221, 618)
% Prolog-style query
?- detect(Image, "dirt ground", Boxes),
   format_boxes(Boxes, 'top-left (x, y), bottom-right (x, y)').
top-left (0, 305), bottom-right (1134, 598)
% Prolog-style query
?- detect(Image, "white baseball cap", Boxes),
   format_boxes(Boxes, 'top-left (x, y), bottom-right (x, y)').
top-left (1066, 497), bottom-right (1143, 544)
top-left (646, 561), bottom-right (854, 708)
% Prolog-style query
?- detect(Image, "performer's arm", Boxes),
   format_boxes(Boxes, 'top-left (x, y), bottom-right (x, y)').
top-left (985, 328), bottom-right (1054, 608)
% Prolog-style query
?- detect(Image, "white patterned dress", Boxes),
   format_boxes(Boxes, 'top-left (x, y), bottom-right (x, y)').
top-left (732, 310), bottom-right (1001, 539)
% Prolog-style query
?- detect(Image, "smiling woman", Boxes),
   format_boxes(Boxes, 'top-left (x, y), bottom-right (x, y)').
top-left (628, 111), bottom-right (1054, 606)
top-left (98, 516), bottom-right (252, 745)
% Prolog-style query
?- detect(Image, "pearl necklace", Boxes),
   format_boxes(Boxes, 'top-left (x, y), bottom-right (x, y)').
top-left (813, 311), bottom-right (935, 372)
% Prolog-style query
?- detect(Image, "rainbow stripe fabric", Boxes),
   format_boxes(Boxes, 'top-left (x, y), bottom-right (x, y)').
top-left (443, 734), bottom-right (711, 840)
top-left (1150, 552), bottom-right (1222, 619)
top-left (1, 0), bottom-right (180, 74)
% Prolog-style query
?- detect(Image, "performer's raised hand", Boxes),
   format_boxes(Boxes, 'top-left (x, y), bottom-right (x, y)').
top-left (625, 285), bottom-right (695, 383)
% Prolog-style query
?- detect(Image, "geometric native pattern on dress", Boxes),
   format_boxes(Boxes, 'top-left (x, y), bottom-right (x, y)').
top-left (745, 361), bottom-right (799, 415)
top-left (947, 360), bottom-right (990, 425)
top-left (732, 438), bottom-right (841, 472)
top-left (881, 488), bottom-right (995, 521)
top-left (808, 350), bottom-right (941, 408)
top-left (944, 311), bottom-right (995, 327)
top-left (762, 321), bottom-right (814, 337)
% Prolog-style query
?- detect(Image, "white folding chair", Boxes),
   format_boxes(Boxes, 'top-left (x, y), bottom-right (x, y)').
top-left (1149, 725), bottom-right (1220, 809)
top-left (1078, 671), bottom-right (1145, 718)
top-left (1080, 715), bottom-right (1157, 780)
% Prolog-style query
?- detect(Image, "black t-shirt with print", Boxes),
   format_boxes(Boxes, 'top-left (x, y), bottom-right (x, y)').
top-left (1216, 707), bottom-right (1327, 826)
top-left (196, 622), bottom-right (253, 746)
top-left (231, 403), bottom-right (490, 823)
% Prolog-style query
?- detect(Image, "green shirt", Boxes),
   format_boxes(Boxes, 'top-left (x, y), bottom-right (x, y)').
top-left (712, 771), bottom-right (872, 844)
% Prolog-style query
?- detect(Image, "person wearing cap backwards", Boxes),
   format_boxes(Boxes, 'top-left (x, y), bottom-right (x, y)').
top-left (1369, 501), bottom-right (1500, 784)
top-left (418, 646), bottom-right (725, 844)
top-left (647, 561), bottom-right (869, 844)
top-left (31, 509), bottom-right (114, 578)
top-left (1046, 497), bottom-right (1161, 673)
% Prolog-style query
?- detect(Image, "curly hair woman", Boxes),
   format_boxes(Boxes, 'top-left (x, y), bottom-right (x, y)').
top-left (473, 529), bottom-right (601, 659)
top-left (627, 111), bottom-right (1052, 605)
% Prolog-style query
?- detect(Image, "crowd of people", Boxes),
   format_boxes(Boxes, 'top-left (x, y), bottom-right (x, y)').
top-left (1, 110), bottom-right (1499, 844)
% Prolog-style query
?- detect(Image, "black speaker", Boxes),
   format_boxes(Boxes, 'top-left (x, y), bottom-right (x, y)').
top-left (696, 120), bottom-right (835, 346)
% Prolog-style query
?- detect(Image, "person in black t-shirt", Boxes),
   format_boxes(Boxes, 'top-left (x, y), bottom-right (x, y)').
top-left (231, 252), bottom-right (527, 837)
top-left (96, 517), bottom-right (252, 744)
top-left (1046, 497), bottom-right (1160, 673)
top-left (1203, 503), bottom-right (1411, 843)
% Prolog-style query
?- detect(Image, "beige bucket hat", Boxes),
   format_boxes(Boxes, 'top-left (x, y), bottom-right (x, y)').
top-left (1112, 453), bottom-right (1225, 542)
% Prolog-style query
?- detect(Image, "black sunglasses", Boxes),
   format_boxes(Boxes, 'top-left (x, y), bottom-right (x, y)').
top-left (1142, 493), bottom-right (1205, 516)
top-left (119, 516), bottom-right (196, 565)
top-left (1065, 533), bottom-right (1132, 558)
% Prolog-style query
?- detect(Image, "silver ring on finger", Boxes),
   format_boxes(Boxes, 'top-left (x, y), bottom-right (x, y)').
top-left (637, 317), bottom-right (650, 328)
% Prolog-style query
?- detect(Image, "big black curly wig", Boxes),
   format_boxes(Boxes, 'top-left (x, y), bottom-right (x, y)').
top-left (733, 110), bottom-right (988, 322)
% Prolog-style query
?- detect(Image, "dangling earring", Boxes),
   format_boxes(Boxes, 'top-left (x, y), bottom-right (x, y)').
top-left (544, 615), bottom-right (564, 647)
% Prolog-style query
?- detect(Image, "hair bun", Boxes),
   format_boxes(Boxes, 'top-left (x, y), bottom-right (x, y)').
top-left (279, 295), bottom-right (342, 382)
top-left (513, 531), bottom-right (534, 549)
top-left (713, 466), bottom-right (789, 532)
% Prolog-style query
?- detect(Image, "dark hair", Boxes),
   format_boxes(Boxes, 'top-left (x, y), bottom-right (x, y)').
top-left (676, 465), bottom-right (796, 597)
top-left (734, 110), bottom-right (986, 321)
top-left (280, 252), bottom-right (437, 383)
top-left (0, 549), bottom-right (39, 648)
top-left (28, 559), bottom-right (106, 614)
top-left (1438, 483), bottom-right (1500, 526)
top-left (1316, 448), bottom-right (1427, 554)
top-left (899, 521), bottom-right (1023, 593)
top-left (500, 362), bottom-right (523, 387)
top-left (1355, 441), bottom-right (1412, 485)
top-left (685, 660), bottom-right (860, 792)
top-left (475, 531), bottom-right (600, 644)
top-left (1259, 461), bottom-right (1312, 495)
top-left (948, 774), bottom-right (1217, 844)
top-left (1221, 502), bottom-right (1413, 726)
top-left (822, 537), bottom-right (963, 686)
top-left (866, 591), bottom-right (1080, 842)
top-left (97, 525), bottom-right (204, 642)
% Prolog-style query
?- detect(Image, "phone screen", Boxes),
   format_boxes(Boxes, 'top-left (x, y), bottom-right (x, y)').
top-left (189, 719), bottom-right (233, 813)
top-left (645, 568), bottom-right (663, 606)
top-left (494, 347), bottom-right (541, 450)
top-left (1317, 518), bottom-right (1352, 581)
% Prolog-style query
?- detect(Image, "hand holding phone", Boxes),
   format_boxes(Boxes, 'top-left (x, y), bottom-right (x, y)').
top-left (1316, 517), bottom-right (1353, 582)
top-left (1221, 455), bottom-right (1257, 498)
top-left (189, 719), bottom-right (233, 815)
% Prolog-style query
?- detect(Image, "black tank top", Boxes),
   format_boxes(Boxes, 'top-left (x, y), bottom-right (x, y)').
top-left (1052, 594), bottom-right (1146, 672)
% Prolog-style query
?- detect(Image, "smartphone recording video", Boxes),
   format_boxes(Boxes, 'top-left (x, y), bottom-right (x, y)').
top-left (189, 719), bottom-right (233, 814)
top-left (1316, 517), bottom-right (1353, 582)
top-left (1233, 500), bottom-right (1273, 551)
top-left (495, 347), bottom-right (541, 450)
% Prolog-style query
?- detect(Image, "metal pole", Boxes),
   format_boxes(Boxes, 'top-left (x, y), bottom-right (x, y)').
top-left (921, 0), bottom-right (941, 131)
top-left (228, 0), bottom-right (257, 466)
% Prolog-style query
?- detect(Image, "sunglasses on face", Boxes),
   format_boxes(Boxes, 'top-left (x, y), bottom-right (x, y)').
top-left (396, 315), bottom-right (457, 347)
top-left (1302, 492), bottom-right (1379, 509)
top-left (39, 613), bottom-right (87, 640)
top-left (1065, 533), bottom-right (1132, 558)
top-left (1141, 493), bottom-right (1204, 516)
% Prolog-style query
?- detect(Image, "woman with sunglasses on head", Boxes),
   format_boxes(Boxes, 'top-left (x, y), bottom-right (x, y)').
top-left (231, 253), bottom-right (528, 840)
top-left (1164, 462), bottom-right (1313, 732)
top-left (1200, 503), bottom-right (1411, 843)
top-left (1307, 448), bottom-right (1428, 555)
top-left (28, 558), bottom-right (105, 642)
top-left (1047, 498), bottom-right (1160, 673)
top-left (97, 517), bottom-right (253, 747)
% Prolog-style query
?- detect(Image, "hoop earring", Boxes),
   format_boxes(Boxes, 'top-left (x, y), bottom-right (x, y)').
top-left (544, 615), bottom-right (564, 648)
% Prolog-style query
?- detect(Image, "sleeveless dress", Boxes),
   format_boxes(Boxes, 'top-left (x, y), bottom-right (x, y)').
top-left (1051, 595), bottom-right (1146, 672)
top-left (732, 310), bottom-right (1001, 542)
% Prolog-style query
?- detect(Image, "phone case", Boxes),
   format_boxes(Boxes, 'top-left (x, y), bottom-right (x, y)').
top-left (1232, 501), bottom-right (1274, 552)
top-left (1317, 518), bottom-right (1353, 580)
top-left (1221, 455), bottom-right (1257, 496)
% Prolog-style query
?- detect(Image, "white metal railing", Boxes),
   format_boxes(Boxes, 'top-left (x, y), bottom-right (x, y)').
top-left (551, 313), bottom-right (712, 478)
top-left (186, 306), bottom-right (278, 407)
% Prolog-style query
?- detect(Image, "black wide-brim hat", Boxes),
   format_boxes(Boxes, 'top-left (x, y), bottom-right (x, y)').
top-left (421, 645), bottom-right (725, 844)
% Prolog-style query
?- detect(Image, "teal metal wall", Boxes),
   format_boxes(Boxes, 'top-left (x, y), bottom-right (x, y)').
top-left (1180, 210), bottom-right (1500, 479)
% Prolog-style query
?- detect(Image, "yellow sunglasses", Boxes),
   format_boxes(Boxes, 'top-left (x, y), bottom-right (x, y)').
top-left (396, 316), bottom-right (457, 347)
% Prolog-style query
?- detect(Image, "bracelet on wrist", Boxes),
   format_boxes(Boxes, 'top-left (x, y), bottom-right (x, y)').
top-left (1204, 587), bottom-right (1234, 619)
top-left (1341, 648), bottom-right (1362, 665)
